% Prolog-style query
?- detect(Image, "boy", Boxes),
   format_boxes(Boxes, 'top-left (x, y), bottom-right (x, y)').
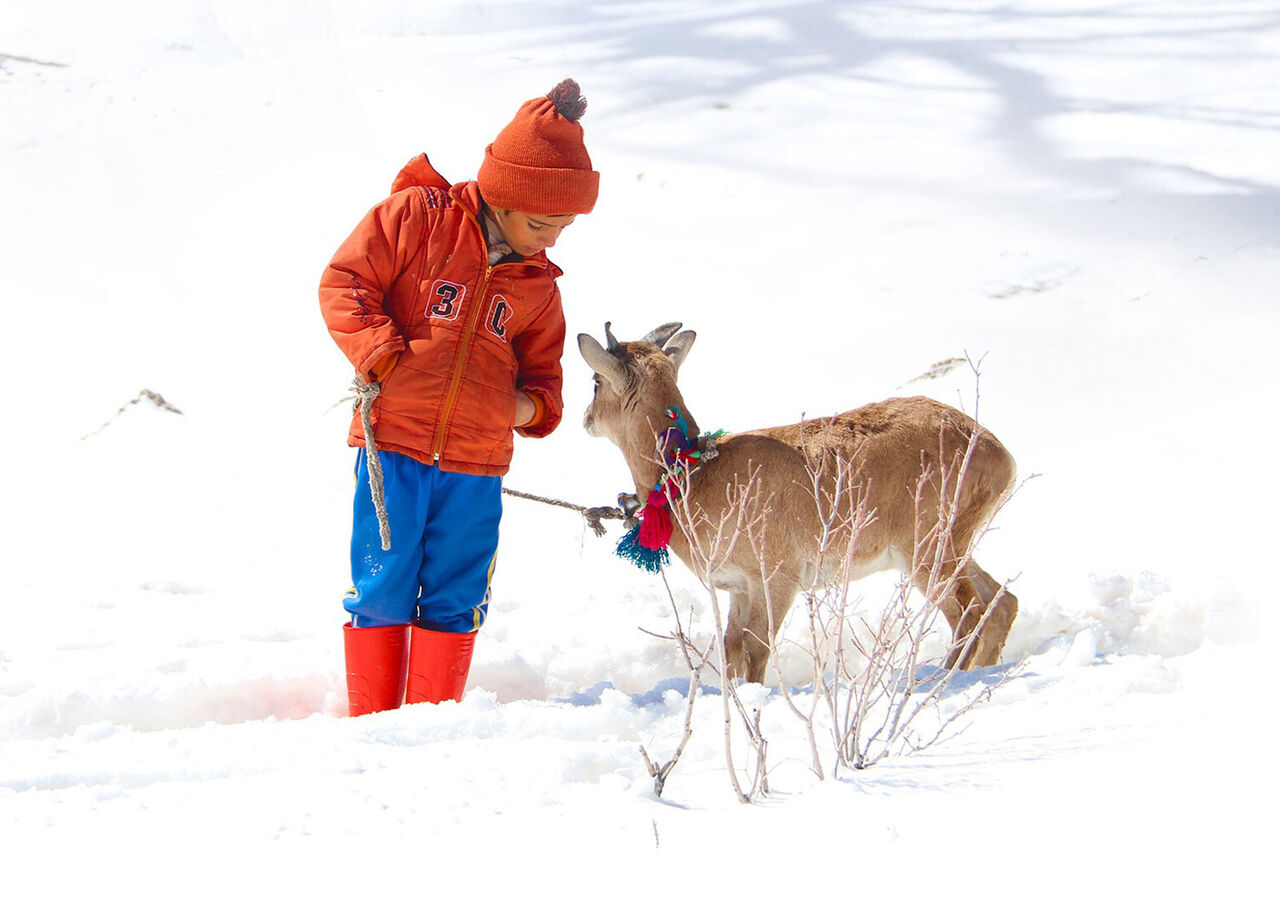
top-left (319, 79), bottom-right (598, 716)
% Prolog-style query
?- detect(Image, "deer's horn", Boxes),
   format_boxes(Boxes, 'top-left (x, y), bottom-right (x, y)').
top-left (604, 321), bottom-right (619, 352)
top-left (641, 322), bottom-right (683, 347)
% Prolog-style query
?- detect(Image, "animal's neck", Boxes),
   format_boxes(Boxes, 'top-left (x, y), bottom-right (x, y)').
top-left (619, 401), bottom-right (699, 495)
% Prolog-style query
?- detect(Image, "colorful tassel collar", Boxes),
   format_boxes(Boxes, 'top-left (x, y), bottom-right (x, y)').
top-left (616, 406), bottom-right (726, 572)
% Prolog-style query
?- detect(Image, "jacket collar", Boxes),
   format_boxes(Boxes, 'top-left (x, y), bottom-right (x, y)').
top-left (451, 182), bottom-right (561, 276)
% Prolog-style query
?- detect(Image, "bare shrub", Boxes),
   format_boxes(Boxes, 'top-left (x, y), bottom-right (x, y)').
top-left (645, 370), bottom-right (1026, 795)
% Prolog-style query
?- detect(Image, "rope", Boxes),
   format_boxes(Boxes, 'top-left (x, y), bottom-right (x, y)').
top-left (352, 376), bottom-right (628, 545)
top-left (352, 378), bottom-right (392, 551)
top-left (501, 487), bottom-right (630, 537)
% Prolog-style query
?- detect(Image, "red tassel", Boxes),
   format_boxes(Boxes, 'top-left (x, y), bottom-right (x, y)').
top-left (638, 503), bottom-right (674, 550)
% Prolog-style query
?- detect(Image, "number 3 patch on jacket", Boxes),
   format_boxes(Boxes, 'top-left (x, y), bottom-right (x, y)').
top-left (427, 279), bottom-right (467, 322)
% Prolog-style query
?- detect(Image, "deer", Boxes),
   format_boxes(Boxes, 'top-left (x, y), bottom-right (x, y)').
top-left (578, 322), bottom-right (1020, 684)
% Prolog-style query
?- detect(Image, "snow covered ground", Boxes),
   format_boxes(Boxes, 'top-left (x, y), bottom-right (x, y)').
top-left (2, 1), bottom-right (1275, 892)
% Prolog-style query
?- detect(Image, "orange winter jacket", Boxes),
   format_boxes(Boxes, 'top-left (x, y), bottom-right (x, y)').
top-left (319, 155), bottom-right (566, 477)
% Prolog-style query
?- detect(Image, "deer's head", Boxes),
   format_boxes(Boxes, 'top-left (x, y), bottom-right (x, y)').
top-left (577, 322), bottom-right (698, 446)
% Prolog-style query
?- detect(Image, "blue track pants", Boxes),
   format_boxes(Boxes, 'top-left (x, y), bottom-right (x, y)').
top-left (345, 449), bottom-right (502, 633)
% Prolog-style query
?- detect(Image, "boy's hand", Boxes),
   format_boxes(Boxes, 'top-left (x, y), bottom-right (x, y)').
top-left (514, 391), bottom-right (537, 427)
top-left (514, 391), bottom-right (549, 429)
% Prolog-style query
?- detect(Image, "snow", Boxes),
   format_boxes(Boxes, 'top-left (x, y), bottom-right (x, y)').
top-left (1, 0), bottom-right (1275, 892)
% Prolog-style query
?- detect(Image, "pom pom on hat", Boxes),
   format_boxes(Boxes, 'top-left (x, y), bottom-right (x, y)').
top-left (478, 78), bottom-right (600, 215)
top-left (547, 78), bottom-right (588, 122)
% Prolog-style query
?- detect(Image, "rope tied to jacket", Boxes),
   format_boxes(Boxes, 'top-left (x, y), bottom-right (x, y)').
top-left (352, 377), bottom-right (392, 550)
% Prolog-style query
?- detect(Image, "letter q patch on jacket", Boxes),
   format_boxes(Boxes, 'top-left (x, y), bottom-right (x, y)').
top-left (427, 279), bottom-right (467, 322)
top-left (485, 294), bottom-right (513, 343)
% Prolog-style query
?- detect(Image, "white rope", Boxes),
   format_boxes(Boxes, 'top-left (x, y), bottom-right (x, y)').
top-left (350, 377), bottom-right (636, 549)
top-left (501, 486), bottom-right (629, 536)
top-left (352, 377), bottom-right (392, 550)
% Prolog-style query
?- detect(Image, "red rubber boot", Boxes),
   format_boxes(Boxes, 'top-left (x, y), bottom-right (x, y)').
top-left (405, 626), bottom-right (476, 704)
top-left (343, 623), bottom-right (410, 716)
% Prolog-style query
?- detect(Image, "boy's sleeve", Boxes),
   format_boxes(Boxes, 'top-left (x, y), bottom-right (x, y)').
top-left (512, 284), bottom-right (566, 439)
top-left (318, 190), bottom-right (425, 380)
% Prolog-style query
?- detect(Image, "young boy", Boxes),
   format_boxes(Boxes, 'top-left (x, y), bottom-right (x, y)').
top-left (318, 79), bottom-right (598, 716)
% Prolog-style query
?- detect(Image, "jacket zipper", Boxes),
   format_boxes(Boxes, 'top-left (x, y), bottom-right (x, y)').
top-left (432, 264), bottom-right (492, 462)
top-left (430, 213), bottom-right (537, 464)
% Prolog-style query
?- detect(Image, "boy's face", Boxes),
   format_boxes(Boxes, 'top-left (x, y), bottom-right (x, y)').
top-left (490, 208), bottom-right (578, 257)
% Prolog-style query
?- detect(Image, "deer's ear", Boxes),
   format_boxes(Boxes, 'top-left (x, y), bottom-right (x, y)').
top-left (664, 330), bottom-right (697, 373)
top-left (578, 333), bottom-right (628, 393)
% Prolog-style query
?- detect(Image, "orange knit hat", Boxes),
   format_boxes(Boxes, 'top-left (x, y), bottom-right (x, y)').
top-left (478, 79), bottom-right (599, 215)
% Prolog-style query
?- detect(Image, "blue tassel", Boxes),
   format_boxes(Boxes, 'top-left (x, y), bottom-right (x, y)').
top-left (615, 526), bottom-right (669, 572)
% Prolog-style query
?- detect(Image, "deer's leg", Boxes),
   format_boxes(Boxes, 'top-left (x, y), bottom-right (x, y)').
top-left (760, 579), bottom-right (803, 678)
top-left (940, 580), bottom-right (981, 671)
top-left (965, 562), bottom-right (1018, 667)
top-left (725, 586), bottom-right (772, 684)
top-left (724, 591), bottom-right (752, 682)
top-left (914, 559), bottom-right (982, 671)
top-left (924, 561), bottom-right (1017, 670)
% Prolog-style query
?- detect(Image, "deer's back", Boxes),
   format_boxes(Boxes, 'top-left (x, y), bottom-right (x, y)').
top-left (748, 396), bottom-right (1012, 478)
top-left (730, 396), bottom-right (1016, 550)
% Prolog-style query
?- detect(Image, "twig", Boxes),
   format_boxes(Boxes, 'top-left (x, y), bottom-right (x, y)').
top-left (0, 52), bottom-right (68, 68)
top-left (81, 389), bottom-right (183, 440)
top-left (639, 660), bottom-right (706, 798)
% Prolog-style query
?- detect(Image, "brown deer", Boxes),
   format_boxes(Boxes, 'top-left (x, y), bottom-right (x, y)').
top-left (578, 322), bottom-right (1019, 683)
